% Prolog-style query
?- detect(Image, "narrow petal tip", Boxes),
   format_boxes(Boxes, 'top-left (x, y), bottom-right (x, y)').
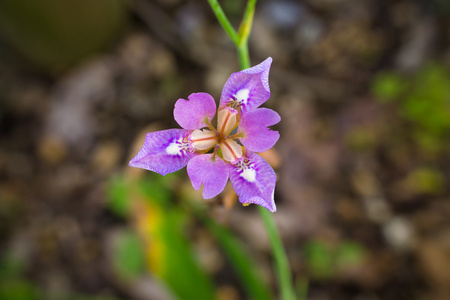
top-left (228, 152), bottom-right (277, 212)
top-left (220, 58), bottom-right (273, 113)
top-left (241, 194), bottom-right (277, 213)
top-left (241, 57), bottom-right (272, 93)
top-left (128, 129), bottom-right (194, 176)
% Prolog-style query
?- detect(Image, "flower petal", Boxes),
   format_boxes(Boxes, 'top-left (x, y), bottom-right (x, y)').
top-left (129, 129), bottom-right (195, 176)
top-left (219, 57), bottom-right (272, 114)
top-left (228, 151), bottom-right (277, 212)
top-left (237, 108), bottom-right (281, 152)
top-left (187, 154), bottom-right (229, 199)
top-left (174, 92), bottom-right (217, 130)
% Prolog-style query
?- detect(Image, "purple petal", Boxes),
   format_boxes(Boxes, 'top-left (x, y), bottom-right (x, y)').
top-left (228, 151), bottom-right (277, 212)
top-left (219, 57), bottom-right (272, 114)
top-left (238, 108), bottom-right (281, 152)
top-left (129, 129), bottom-right (195, 176)
top-left (187, 154), bottom-right (229, 199)
top-left (174, 92), bottom-right (217, 130)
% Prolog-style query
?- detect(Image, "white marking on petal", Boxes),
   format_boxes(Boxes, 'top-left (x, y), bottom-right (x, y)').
top-left (166, 139), bottom-right (182, 155)
top-left (235, 89), bottom-right (250, 104)
top-left (240, 168), bottom-right (256, 182)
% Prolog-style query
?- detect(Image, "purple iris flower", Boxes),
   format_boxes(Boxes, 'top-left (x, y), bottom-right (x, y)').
top-left (129, 58), bottom-right (280, 212)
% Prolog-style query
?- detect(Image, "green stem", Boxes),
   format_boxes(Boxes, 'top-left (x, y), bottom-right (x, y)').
top-left (236, 0), bottom-right (255, 69)
top-left (237, 42), bottom-right (250, 69)
top-left (208, 1), bottom-right (298, 299)
top-left (238, 0), bottom-right (256, 44)
top-left (207, 0), bottom-right (238, 44)
top-left (258, 206), bottom-right (296, 300)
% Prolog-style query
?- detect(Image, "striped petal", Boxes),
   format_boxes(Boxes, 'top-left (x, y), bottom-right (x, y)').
top-left (174, 92), bottom-right (217, 130)
top-left (187, 154), bottom-right (229, 199)
top-left (129, 129), bottom-right (195, 176)
top-left (237, 108), bottom-right (280, 152)
top-left (228, 151), bottom-right (277, 212)
top-left (219, 57), bottom-right (272, 114)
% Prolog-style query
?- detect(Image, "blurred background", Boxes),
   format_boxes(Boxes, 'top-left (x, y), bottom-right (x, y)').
top-left (1, 0), bottom-right (450, 299)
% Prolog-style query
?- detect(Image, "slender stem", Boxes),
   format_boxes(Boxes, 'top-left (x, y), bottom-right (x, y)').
top-left (236, 0), bottom-right (255, 69)
top-left (258, 206), bottom-right (296, 300)
top-left (207, 0), bottom-right (239, 44)
top-left (208, 1), bottom-right (298, 299)
top-left (238, 0), bottom-right (257, 44)
top-left (237, 42), bottom-right (250, 69)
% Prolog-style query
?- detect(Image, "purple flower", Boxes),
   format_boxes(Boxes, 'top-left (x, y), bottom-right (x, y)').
top-left (129, 58), bottom-right (280, 212)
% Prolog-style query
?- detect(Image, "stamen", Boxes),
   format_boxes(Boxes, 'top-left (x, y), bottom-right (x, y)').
top-left (227, 132), bottom-right (245, 139)
top-left (203, 117), bottom-right (217, 132)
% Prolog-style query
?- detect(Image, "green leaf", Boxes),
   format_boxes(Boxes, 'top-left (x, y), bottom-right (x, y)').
top-left (72, 295), bottom-right (124, 300)
top-left (304, 240), bottom-right (335, 279)
top-left (0, 249), bottom-right (27, 278)
top-left (402, 167), bottom-right (445, 195)
top-left (112, 230), bottom-right (146, 281)
top-left (204, 217), bottom-right (272, 300)
top-left (138, 175), bottom-right (173, 207)
top-left (372, 72), bottom-right (407, 102)
top-left (335, 242), bottom-right (366, 270)
top-left (137, 177), bottom-right (215, 300)
top-left (159, 216), bottom-right (215, 300)
top-left (0, 279), bottom-right (41, 300)
top-left (107, 176), bottom-right (131, 218)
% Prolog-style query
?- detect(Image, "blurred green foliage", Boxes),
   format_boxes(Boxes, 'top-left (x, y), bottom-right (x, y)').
top-left (71, 296), bottom-right (123, 300)
top-left (304, 239), bottom-right (366, 280)
top-left (345, 127), bottom-right (379, 152)
top-left (204, 217), bottom-right (273, 300)
top-left (108, 174), bottom-right (215, 300)
top-left (107, 173), bottom-right (273, 300)
top-left (112, 230), bottom-right (146, 281)
top-left (372, 73), bottom-right (407, 102)
top-left (0, 280), bottom-right (41, 300)
top-left (372, 64), bottom-right (450, 155)
top-left (0, 245), bottom-right (41, 300)
top-left (0, 0), bottom-right (126, 72)
top-left (399, 167), bottom-right (445, 196)
top-left (107, 177), bottom-right (131, 219)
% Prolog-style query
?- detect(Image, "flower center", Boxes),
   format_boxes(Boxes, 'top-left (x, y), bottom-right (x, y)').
top-left (190, 107), bottom-right (243, 162)
top-left (190, 129), bottom-right (218, 150)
